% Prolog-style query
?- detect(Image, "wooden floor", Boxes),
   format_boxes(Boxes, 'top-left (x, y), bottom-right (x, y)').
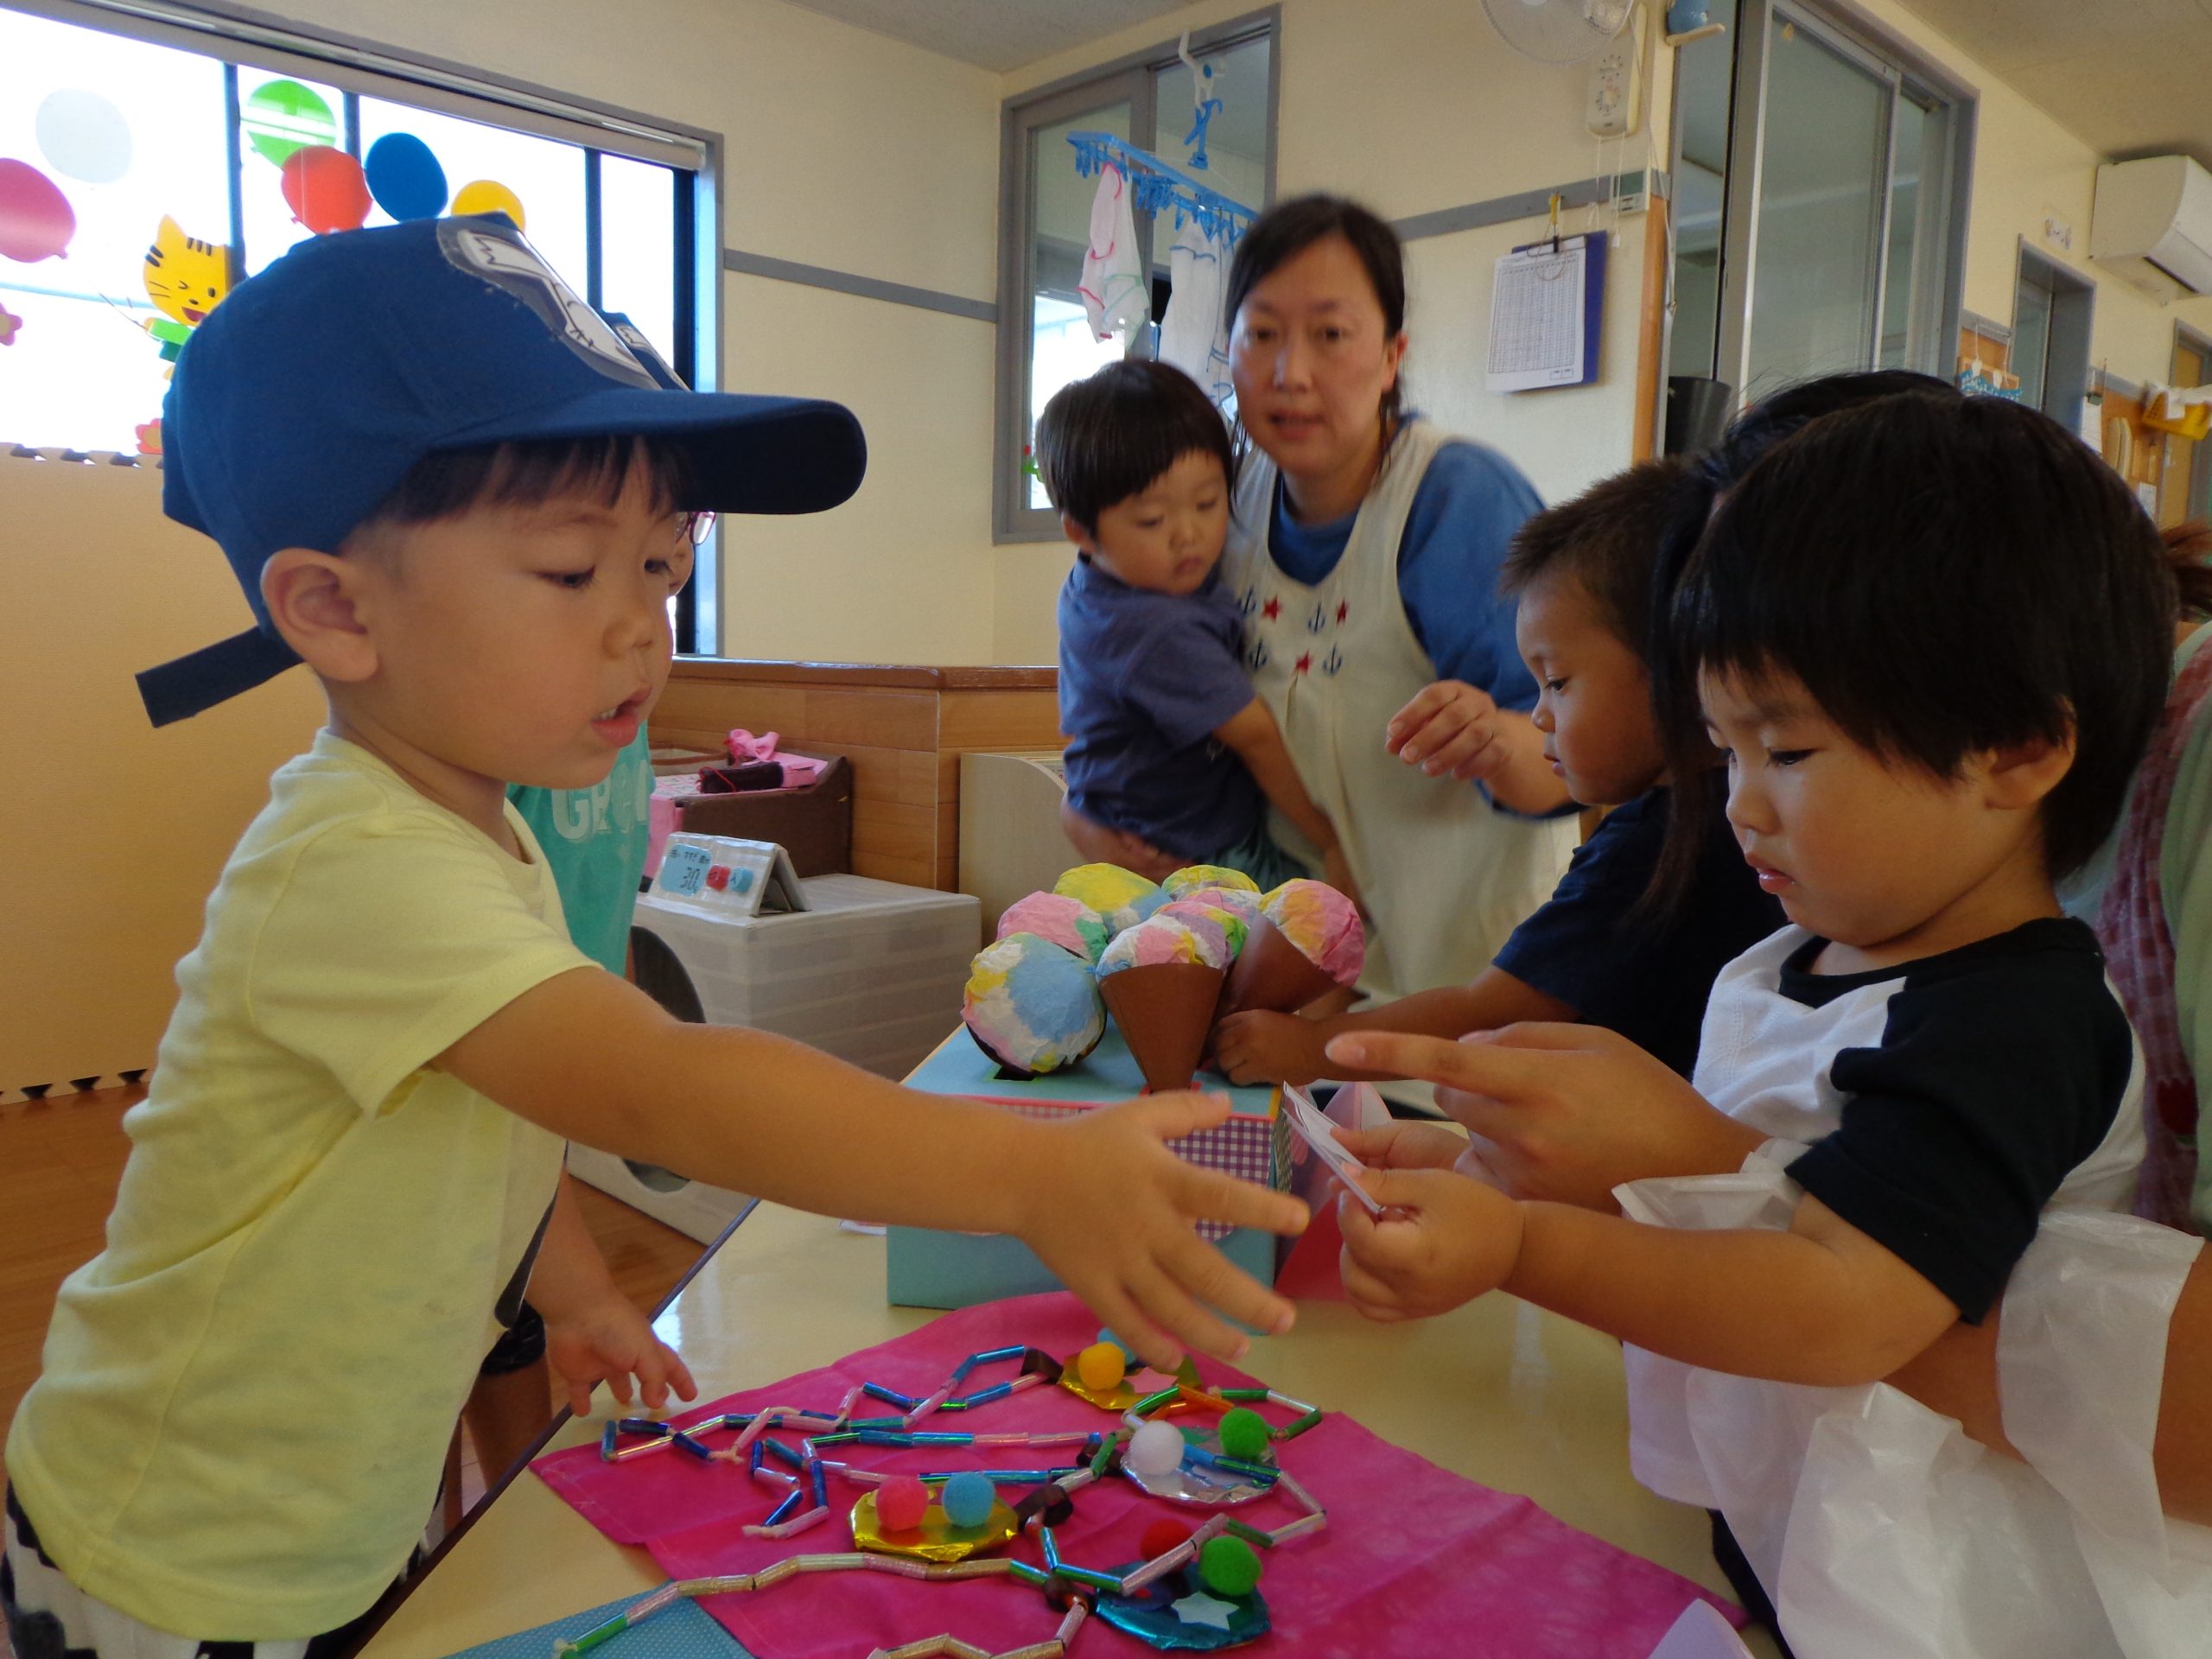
top-left (0, 1083), bottom-right (705, 1650)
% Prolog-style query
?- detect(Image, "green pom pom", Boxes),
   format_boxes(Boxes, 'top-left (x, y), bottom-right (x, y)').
top-left (1198, 1535), bottom-right (1262, 1598)
top-left (1217, 1407), bottom-right (1271, 1462)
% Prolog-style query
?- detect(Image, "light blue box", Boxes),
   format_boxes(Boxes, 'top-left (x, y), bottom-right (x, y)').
top-left (888, 1028), bottom-right (1289, 1311)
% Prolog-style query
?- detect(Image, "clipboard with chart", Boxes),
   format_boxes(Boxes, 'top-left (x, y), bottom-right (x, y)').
top-left (1484, 231), bottom-right (1605, 393)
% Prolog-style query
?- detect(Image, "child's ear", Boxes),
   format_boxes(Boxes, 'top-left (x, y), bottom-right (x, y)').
top-left (261, 549), bottom-right (378, 684)
top-left (1982, 726), bottom-right (2077, 810)
top-left (1060, 512), bottom-right (1096, 555)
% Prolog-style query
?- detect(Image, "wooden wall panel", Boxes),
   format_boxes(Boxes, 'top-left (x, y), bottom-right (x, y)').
top-left (651, 661), bottom-right (1061, 892)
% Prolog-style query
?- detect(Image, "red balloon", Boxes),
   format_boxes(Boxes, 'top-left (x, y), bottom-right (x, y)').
top-left (279, 145), bottom-right (371, 236)
top-left (0, 158), bottom-right (76, 264)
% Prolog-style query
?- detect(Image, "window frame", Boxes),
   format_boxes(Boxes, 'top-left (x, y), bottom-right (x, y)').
top-left (992, 9), bottom-right (1279, 544)
top-left (3, 0), bottom-right (723, 652)
top-left (1677, 0), bottom-right (1974, 405)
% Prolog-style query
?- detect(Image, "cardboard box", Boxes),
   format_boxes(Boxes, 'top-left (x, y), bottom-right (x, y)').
top-left (886, 1028), bottom-right (1289, 1310)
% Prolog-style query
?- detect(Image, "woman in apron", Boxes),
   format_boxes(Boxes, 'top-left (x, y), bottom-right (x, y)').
top-left (1212, 194), bottom-right (1576, 1000)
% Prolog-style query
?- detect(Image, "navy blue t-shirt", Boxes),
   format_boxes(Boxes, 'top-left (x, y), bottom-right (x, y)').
top-left (1057, 558), bottom-right (1262, 858)
top-left (1491, 784), bottom-right (1784, 1076)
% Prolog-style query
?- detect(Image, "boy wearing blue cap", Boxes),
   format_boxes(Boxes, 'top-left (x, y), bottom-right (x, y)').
top-left (2, 218), bottom-right (1305, 1654)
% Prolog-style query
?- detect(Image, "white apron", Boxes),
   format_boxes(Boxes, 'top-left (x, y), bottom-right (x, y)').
top-left (1219, 420), bottom-right (1574, 1000)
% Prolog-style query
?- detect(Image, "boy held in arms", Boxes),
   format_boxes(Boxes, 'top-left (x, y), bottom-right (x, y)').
top-left (1212, 457), bottom-right (1781, 1088)
top-left (1330, 392), bottom-right (2172, 1401)
top-left (2, 219), bottom-right (1304, 1654)
top-left (1041, 359), bottom-right (1354, 900)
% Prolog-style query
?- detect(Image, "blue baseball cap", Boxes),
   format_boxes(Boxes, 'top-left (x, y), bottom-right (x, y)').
top-left (138, 214), bottom-right (867, 726)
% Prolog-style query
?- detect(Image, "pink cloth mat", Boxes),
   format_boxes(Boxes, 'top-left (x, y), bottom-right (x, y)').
top-left (534, 1294), bottom-right (1739, 1658)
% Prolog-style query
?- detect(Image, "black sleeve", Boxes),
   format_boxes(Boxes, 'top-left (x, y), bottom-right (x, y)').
top-left (1492, 797), bottom-right (1662, 1013)
top-left (1785, 957), bottom-right (2135, 1322)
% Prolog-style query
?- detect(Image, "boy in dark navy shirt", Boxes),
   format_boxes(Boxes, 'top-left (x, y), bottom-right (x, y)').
top-left (1214, 456), bottom-right (1780, 1084)
top-left (1039, 360), bottom-right (1350, 898)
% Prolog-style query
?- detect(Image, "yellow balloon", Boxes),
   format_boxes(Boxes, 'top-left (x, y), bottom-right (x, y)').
top-left (451, 178), bottom-right (524, 231)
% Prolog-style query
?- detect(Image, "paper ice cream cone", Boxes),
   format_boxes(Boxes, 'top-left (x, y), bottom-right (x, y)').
top-left (1100, 963), bottom-right (1225, 1092)
top-left (1217, 917), bottom-right (1340, 1019)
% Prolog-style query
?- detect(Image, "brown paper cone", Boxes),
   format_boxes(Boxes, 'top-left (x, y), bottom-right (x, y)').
top-left (1217, 917), bottom-right (1340, 1020)
top-left (1100, 963), bottom-right (1226, 1092)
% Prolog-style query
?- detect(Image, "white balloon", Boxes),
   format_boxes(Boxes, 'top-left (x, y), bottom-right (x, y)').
top-left (35, 89), bottom-right (133, 185)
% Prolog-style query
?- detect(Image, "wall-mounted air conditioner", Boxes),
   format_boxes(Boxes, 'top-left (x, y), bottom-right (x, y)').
top-left (2090, 156), bottom-right (2212, 302)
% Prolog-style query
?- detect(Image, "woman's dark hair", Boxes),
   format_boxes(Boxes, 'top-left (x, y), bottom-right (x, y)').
top-left (359, 433), bottom-right (692, 534)
top-left (1646, 372), bottom-right (1966, 909)
top-left (1670, 392), bottom-right (2176, 883)
top-left (1224, 194), bottom-right (1409, 441)
top-left (1031, 359), bottom-right (1235, 533)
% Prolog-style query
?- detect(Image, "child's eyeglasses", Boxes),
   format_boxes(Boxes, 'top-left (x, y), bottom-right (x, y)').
top-left (679, 510), bottom-right (718, 546)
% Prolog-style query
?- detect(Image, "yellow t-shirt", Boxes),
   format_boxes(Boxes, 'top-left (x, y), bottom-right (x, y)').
top-left (5, 731), bottom-right (591, 1637)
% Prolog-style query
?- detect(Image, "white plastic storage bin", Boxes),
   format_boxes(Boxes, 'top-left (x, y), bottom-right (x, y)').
top-left (566, 1145), bottom-right (752, 1245)
top-left (573, 875), bottom-right (981, 1236)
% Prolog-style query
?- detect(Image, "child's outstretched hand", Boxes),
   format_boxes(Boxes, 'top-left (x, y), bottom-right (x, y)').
top-left (1337, 1166), bottom-right (1523, 1323)
top-left (545, 1288), bottom-right (701, 1420)
top-left (1211, 1008), bottom-right (1332, 1085)
top-left (1332, 1119), bottom-right (1467, 1174)
top-left (1015, 1090), bottom-right (1308, 1372)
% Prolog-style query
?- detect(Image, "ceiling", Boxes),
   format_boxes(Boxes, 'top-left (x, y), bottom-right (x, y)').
top-left (1890, 0), bottom-right (2212, 172)
top-left (772, 0), bottom-right (1198, 73)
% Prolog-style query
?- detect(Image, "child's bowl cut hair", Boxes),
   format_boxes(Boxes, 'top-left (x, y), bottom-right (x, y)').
top-left (1501, 454), bottom-right (1690, 649)
top-left (1673, 392), bottom-right (2177, 880)
top-left (1033, 359), bottom-right (1235, 535)
top-left (356, 433), bottom-right (694, 536)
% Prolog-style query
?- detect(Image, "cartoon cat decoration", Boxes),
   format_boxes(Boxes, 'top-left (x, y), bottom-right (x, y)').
top-left (143, 215), bottom-right (232, 368)
top-left (137, 215), bottom-right (233, 452)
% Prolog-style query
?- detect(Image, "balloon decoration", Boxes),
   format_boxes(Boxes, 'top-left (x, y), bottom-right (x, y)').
top-left (280, 145), bottom-right (371, 235)
top-left (0, 159), bottom-right (76, 264)
top-left (364, 132), bottom-right (448, 221)
top-left (450, 177), bottom-right (525, 231)
top-left (35, 89), bottom-right (133, 185)
top-left (242, 79), bottom-right (338, 167)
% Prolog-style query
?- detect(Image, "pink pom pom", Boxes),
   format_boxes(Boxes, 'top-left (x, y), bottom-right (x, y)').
top-left (877, 1473), bottom-right (930, 1533)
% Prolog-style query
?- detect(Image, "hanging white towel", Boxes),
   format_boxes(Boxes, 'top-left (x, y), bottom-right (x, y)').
top-left (1158, 215), bottom-right (1233, 409)
top-left (1079, 163), bottom-right (1147, 341)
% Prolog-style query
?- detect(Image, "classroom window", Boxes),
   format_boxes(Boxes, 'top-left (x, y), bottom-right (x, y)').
top-left (1668, 0), bottom-right (1969, 407)
top-left (994, 16), bottom-right (1276, 542)
top-left (0, 0), bottom-right (714, 651)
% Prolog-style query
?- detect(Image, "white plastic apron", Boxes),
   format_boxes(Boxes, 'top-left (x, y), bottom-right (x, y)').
top-left (1219, 419), bottom-right (1573, 1001)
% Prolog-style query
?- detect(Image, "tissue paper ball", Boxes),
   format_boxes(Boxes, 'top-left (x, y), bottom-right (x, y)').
top-left (1097, 914), bottom-right (1232, 976)
top-left (1157, 898), bottom-right (1249, 961)
top-left (1261, 879), bottom-right (1365, 987)
top-left (1163, 865), bottom-right (1259, 900)
top-left (1127, 1418), bottom-right (1186, 1477)
top-left (940, 1471), bottom-right (997, 1529)
top-left (876, 1473), bottom-right (930, 1533)
top-left (996, 892), bottom-right (1110, 963)
top-left (963, 933), bottom-right (1105, 1076)
top-left (1054, 863), bottom-right (1168, 934)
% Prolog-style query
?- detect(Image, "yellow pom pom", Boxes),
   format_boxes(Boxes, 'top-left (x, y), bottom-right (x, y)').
top-left (1076, 1340), bottom-right (1127, 1393)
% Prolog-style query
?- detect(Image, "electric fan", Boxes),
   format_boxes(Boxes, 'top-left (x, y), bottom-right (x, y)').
top-left (1482, 0), bottom-right (1637, 63)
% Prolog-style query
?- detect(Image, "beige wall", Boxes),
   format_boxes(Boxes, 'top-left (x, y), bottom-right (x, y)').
top-left (1846, 0), bottom-right (2212, 394)
top-left (1, 456), bottom-right (327, 1096)
top-left (989, 0), bottom-right (1673, 664)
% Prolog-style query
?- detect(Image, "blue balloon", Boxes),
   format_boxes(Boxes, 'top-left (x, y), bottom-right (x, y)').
top-left (364, 132), bottom-right (447, 221)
